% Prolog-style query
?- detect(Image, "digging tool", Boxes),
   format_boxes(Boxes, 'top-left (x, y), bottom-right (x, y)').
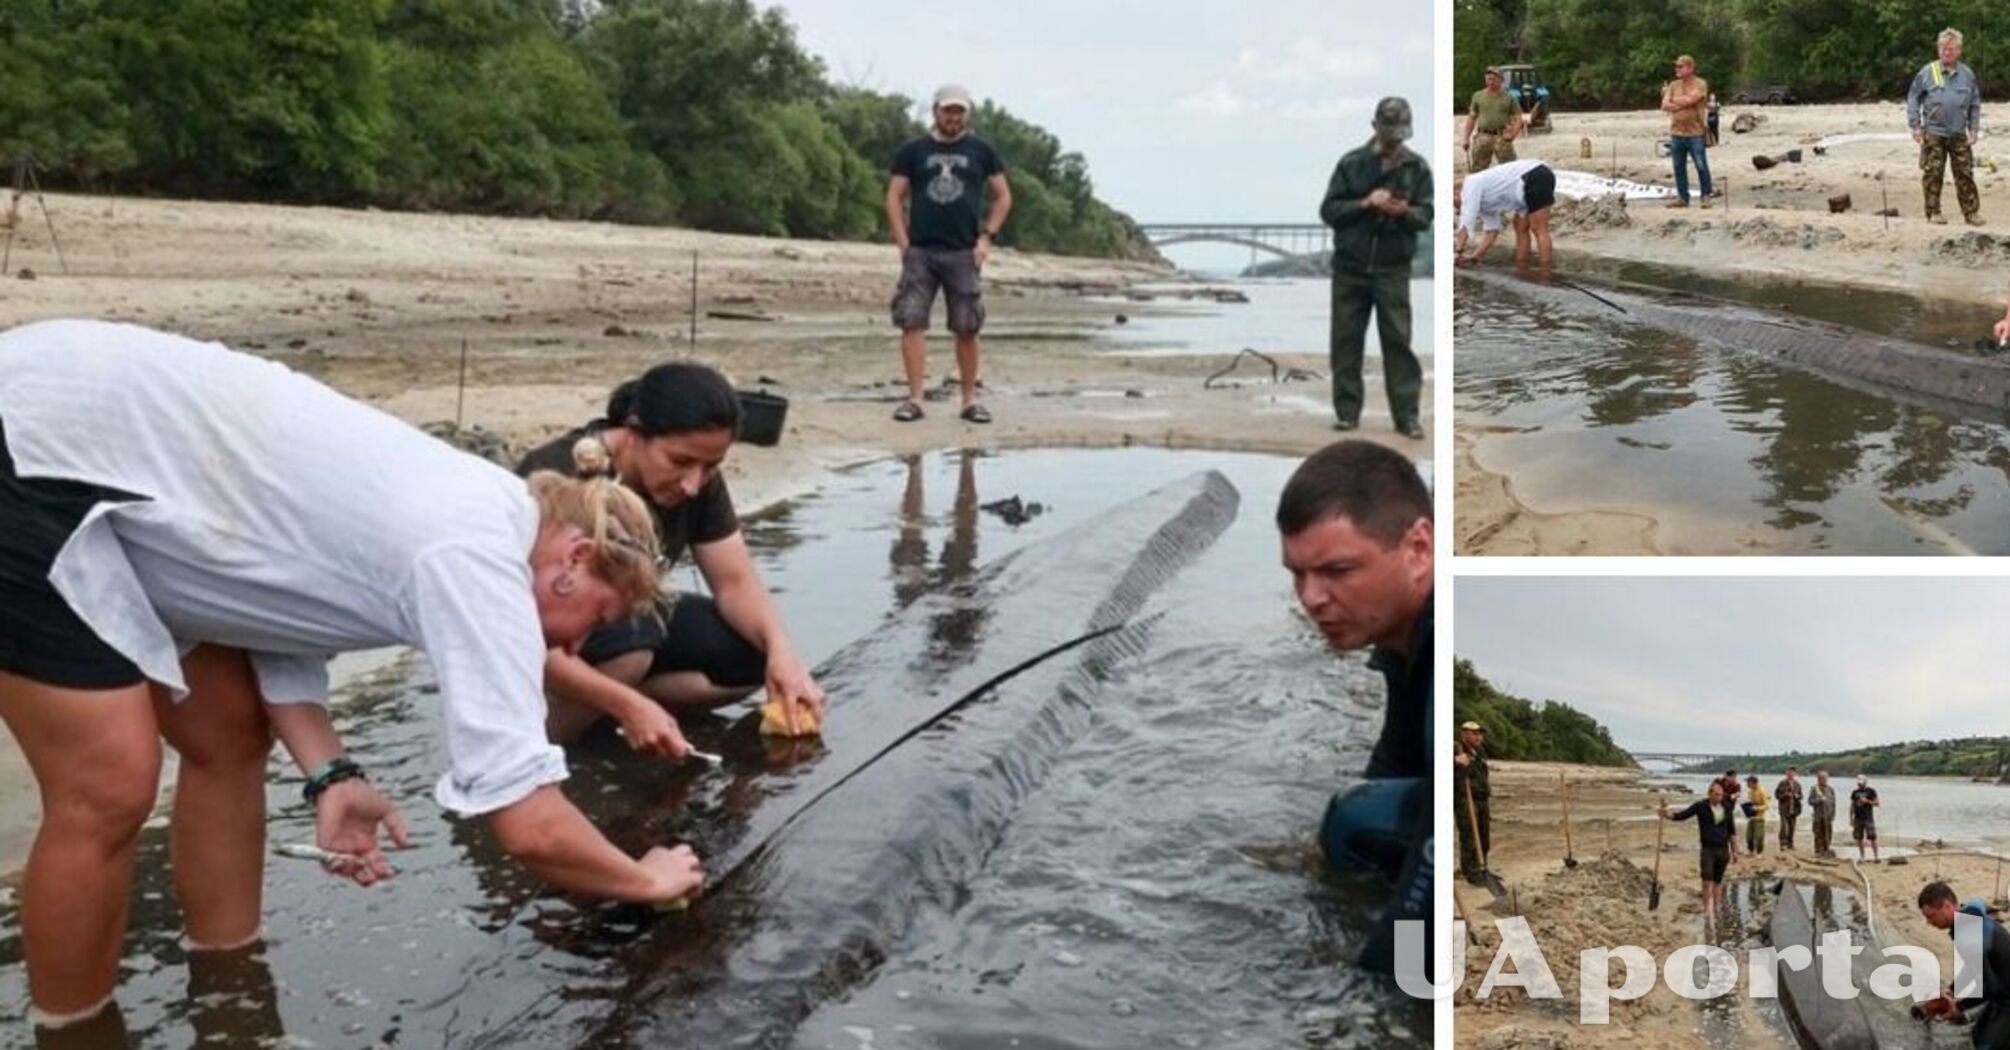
top-left (1561, 773), bottom-right (1579, 868)
top-left (1649, 797), bottom-right (1666, 910)
top-left (1455, 889), bottom-right (1484, 947)
top-left (1463, 776), bottom-right (1510, 899)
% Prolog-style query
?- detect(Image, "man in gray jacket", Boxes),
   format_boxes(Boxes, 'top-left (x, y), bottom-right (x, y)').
top-left (1908, 27), bottom-right (1985, 226)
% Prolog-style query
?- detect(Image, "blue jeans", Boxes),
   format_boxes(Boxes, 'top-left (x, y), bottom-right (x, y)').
top-left (1672, 135), bottom-right (1713, 202)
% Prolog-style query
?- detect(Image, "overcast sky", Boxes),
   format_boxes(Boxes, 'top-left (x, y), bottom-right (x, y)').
top-left (779, 1), bottom-right (1436, 269)
top-left (1457, 577), bottom-right (2010, 758)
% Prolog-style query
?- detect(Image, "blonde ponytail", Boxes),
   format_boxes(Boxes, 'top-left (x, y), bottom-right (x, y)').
top-left (526, 470), bottom-right (662, 612)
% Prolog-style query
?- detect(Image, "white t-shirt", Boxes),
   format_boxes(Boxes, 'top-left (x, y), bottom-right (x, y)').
top-left (1459, 158), bottom-right (1546, 235)
top-left (0, 320), bottom-right (565, 815)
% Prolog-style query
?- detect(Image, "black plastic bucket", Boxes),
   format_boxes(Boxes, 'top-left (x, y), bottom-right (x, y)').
top-left (736, 389), bottom-right (789, 447)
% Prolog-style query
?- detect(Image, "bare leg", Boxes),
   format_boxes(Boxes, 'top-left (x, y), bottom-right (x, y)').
top-left (1512, 215), bottom-right (1530, 270)
top-left (953, 333), bottom-right (981, 407)
top-left (545, 650), bottom-right (654, 744)
top-left (0, 670), bottom-right (161, 1017)
top-left (900, 329), bottom-right (929, 404)
top-left (154, 646), bottom-right (273, 950)
top-left (635, 672), bottom-right (758, 713)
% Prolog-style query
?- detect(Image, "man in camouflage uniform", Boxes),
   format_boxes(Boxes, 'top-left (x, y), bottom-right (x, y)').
top-left (1454, 720), bottom-right (1490, 885)
top-left (1909, 27), bottom-right (1985, 226)
top-left (1320, 97), bottom-right (1433, 439)
top-left (1463, 67), bottom-right (1521, 172)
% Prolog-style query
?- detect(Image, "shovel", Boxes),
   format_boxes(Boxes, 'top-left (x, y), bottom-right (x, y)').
top-left (1649, 797), bottom-right (1666, 910)
top-left (1561, 773), bottom-right (1579, 868)
top-left (1464, 776), bottom-right (1511, 900)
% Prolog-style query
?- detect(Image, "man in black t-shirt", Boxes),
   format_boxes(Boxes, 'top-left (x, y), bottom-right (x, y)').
top-left (887, 84), bottom-right (1012, 426)
top-left (1850, 775), bottom-right (1881, 861)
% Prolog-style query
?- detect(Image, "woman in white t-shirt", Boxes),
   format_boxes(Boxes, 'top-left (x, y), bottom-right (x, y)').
top-left (0, 320), bottom-right (705, 1031)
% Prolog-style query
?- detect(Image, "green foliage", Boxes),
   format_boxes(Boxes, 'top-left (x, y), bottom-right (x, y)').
top-left (1687, 738), bottom-right (2010, 779)
top-left (1452, 659), bottom-right (1637, 767)
top-left (1452, 0), bottom-right (1509, 109)
top-left (1512, 0), bottom-right (2010, 107)
top-left (7, 0), bottom-right (1150, 256)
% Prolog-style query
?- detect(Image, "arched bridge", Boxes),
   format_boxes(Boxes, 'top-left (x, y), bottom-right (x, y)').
top-left (1630, 751), bottom-right (1734, 770)
top-left (1137, 223), bottom-right (1331, 261)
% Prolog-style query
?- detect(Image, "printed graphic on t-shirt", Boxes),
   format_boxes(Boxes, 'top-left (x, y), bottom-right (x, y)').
top-left (926, 153), bottom-right (972, 205)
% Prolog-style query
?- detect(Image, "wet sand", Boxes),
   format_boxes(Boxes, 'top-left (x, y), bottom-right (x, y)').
top-left (0, 192), bottom-right (1429, 875)
top-left (1457, 761), bottom-right (2008, 1049)
top-left (1456, 100), bottom-right (2010, 554)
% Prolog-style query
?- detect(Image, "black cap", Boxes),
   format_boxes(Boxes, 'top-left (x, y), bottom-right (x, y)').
top-left (1373, 97), bottom-right (1412, 140)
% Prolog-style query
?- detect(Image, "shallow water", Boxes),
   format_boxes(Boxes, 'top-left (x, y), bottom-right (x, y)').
top-left (1457, 269), bottom-right (2010, 554)
top-left (0, 448), bottom-right (1417, 1048)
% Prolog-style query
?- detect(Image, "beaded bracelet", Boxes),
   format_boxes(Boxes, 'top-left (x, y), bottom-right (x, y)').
top-left (303, 757), bottom-right (366, 806)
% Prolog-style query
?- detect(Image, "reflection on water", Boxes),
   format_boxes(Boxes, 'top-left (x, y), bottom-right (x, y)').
top-left (0, 448), bottom-right (1408, 1049)
top-left (1458, 275), bottom-right (2010, 553)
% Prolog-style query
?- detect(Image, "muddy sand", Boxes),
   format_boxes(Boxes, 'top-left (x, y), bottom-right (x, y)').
top-left (1457, 760), bottom-right (2010, 1049)
top-left (0, 192), bottom-right (1426, 872)
top-left (1456, 100), bottom-right (2010, 555)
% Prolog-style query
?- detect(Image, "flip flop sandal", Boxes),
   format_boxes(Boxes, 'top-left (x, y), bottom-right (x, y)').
top-left (892, 400), bottom-right (924, 422)
top-left (960, 403), bottom-right (992, 424)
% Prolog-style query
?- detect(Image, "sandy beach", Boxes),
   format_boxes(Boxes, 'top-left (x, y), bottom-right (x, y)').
top-left (0, 192), bottom-right (1423, 872)
top-left (1457, 760), bottom-right (2010, 1049)
top-left (1455, 100), bottom-right (2010, 556)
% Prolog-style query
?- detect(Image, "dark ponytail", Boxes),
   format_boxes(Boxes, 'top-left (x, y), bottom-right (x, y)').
top-left (604, 361), bottom-right (741, 437)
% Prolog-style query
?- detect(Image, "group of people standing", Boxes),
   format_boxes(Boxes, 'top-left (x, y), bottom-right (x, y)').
top-left (1662, 768), bottom-right (1886, 907)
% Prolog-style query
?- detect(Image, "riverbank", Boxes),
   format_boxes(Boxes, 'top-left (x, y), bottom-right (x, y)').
top-left (1457, 760), bottom-right (2009, 1049)
top-left (1460, 102), bottom-right (2010, 308)
top-left (1455, 102), bottom-right (2010, 555)
top-left (0, 192), bottom-right (1428, 873)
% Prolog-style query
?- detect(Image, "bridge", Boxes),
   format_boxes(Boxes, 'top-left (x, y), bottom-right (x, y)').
top-left (1630, 751), bottom-right (1734, 770)
top-left (1137, 223), bottom-right (1331, 263)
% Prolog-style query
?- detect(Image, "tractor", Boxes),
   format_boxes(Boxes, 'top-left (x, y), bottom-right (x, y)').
top-left (1498, 64), bottom-right (1553, 134)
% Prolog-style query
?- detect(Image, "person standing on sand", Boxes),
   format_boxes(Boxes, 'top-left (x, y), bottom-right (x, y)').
top-left (1661, 55), bottom-right (1713, 210)
top-left (1662, 781), bottom-right (1738, 914)
top-left (1320, 97), bottom-right (1432, 440)
top-left (1743, 775), bottom-right (1769, 856)
top-left (1281, 440), bottom-right (1433, 974)
top-left (1909, 28), bottom-right (1985, 227)
top-left (1463, 68), bottom-right (1521, 172)
top-left (1810, 768), bottom-right (1838, 855)
top-left (1453, 158), bottom-right (1555, 271)
top-left (1454, 720), bottom-right (1490, 886)
top-left (1776, 766), bottom-right (1804, 851)
top-left (1851, 774), bottom-right (1882, 861)
top-left (887, 84), bottom-right (1013, 425)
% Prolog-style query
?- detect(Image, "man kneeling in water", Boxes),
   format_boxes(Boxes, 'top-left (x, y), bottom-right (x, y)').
top-left (1276, 440), bottom-right (1433, 975)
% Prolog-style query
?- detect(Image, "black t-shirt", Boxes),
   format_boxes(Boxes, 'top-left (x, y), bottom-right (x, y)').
top-left (892, 135), bottom-right (1005, 250)
top-left (1850, 786), bottom-right (1879, 824)
top-left (515, 425), bottom-right (739, 568)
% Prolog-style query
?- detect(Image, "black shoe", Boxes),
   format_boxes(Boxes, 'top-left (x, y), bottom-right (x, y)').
top-left (1464, 873), bottom-right (1488, 886)
top-left (1395, 419), bottom-right (1426, 440)
top-left (1333, 419), bottom-right (1360, 432)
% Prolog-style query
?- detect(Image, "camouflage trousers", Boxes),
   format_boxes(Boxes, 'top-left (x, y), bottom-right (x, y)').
top-left (1921, 134), bottom-right (1981, 220)
top-left (1470, 131), bottom-right (1516, 171)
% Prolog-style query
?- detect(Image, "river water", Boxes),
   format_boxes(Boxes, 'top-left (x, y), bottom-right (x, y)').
top-left (1656, 772), bottom-right (2010, 854)
top-left (1103, 277), bottom-right (1435, 364)
top-left (1456, 264), bottom-right (2010, 554)
top-left (0, 449), bottom-right (1423, 1048)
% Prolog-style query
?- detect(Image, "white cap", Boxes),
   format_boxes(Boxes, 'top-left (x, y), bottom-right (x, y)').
top-left (933, 84), bottom-right (974, 110)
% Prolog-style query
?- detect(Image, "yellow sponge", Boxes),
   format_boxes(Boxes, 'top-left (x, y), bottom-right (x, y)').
top-left (759, 698), bottom-right (822, 738)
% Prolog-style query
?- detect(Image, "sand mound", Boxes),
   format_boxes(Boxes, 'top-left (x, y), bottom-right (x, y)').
top-left (1477, 1024), bottom-right (1577, 1050)
top-left (1552, 196), bottom-right (1631, 231)
top-left (1932, 231), bottom-right (2010, 264)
